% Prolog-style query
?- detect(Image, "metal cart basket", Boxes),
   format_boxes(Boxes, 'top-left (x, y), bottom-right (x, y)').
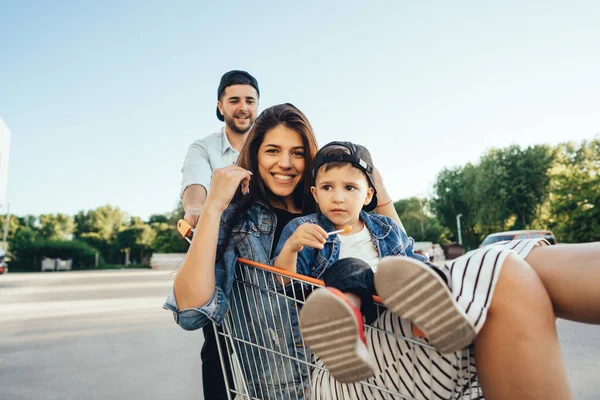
top-left (178, 221), bottom-right (483, 399)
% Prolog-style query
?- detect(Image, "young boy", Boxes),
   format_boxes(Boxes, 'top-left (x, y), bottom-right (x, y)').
top-left (273, 141), bottom-right (475, 383)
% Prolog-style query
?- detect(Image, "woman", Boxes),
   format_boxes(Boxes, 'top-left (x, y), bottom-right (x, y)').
top-left (165, 103), bottom-right (404, 399)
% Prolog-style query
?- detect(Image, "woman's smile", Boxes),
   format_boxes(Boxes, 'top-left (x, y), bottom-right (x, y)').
top-left (272, 173), bottom-right (296, 183)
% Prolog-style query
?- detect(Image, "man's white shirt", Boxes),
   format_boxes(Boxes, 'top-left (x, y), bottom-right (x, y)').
top-left (180, 128), bottom-right (239, 197)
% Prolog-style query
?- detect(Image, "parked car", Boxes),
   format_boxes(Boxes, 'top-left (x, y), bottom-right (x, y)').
top-left (414, 242), bottom-right (446, 263)
top-left (480, 230), bottom-right (557, 247)
top-left (0, 248), bottom-right (7, 274)
top-left (414, 241), bottom-right (433, 261)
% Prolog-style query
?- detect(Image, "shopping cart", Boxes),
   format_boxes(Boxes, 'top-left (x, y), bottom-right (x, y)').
top-left (177, 220), bottom-right (483, 400)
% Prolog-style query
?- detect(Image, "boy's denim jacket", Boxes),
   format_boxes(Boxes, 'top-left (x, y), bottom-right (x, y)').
top-left (274, 210), bottom-right (427, 278)
top-left (163, 200), bottom-right (310, 399)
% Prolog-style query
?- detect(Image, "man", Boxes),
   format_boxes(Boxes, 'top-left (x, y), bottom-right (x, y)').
top-left (180, 70), bottom-right (259, 400)
top-left (181, 70), bottom-right (259, 227)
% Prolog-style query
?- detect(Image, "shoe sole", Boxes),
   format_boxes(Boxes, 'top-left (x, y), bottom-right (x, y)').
top-left (299, 289), bottom-right (374, 383)
top-left (375, 257), bottom-right (475, 353)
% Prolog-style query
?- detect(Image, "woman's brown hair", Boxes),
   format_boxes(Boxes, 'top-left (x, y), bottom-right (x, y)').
top-left (234, 103), bottom-right (319, 213)
top-left (214, 104), bottom-right (319, 262)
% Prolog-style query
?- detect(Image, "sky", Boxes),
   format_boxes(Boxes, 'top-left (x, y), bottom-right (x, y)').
top-left (1, 1), bottom-right (599, 220)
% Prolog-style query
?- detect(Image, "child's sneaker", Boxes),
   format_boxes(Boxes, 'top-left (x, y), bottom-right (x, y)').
top-left (299, 287), bottom-right (375, 383)
top-left (375, 256), bottom-right (475, 353)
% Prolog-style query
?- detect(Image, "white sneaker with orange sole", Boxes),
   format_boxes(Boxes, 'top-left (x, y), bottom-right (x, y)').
top-left (299, 287), bottom-right (375, 383)
top-left (375, 256), bottom-right (475, 353)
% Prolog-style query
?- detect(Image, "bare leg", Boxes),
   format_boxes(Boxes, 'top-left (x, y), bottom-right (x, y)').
top-left (475, 254), bottom-right (571, 400)
top-left (525, 242), bottom-right (600, 323)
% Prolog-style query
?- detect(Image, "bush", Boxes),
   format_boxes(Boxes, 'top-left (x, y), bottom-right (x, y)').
top-left (10, 239), bottom-right (101, 272)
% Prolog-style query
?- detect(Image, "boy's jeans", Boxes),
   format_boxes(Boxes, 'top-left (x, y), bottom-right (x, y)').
top-left (320, 257), bottom-right (447, 323)
top-left (321, 257), bottom-right (378, 322)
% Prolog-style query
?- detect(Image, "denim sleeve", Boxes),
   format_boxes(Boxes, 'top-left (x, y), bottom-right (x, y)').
top-left (273, 218), bottom-right (300, 257)
top-left (295, 246), bottom-right (317, 276)
top-left (270, 218), bottom-right (317, 298)
top-left (163, 285), bottom-right (230, 331)
top-left (397, 226), bottom-right (429, 263)
top-left (272, 218), bottom-right (317, 276)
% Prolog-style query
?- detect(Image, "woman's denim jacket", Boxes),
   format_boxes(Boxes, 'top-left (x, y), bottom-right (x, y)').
top-left (273, 210), bottom-right (427, 278)
top-left (163, 201), bottom-right (310, 399)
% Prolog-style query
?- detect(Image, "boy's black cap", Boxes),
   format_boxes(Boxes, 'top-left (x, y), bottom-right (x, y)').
top-left (312, 141), bottom-right (378, 212)
top-left (216, 70), bottom-right (260, 121)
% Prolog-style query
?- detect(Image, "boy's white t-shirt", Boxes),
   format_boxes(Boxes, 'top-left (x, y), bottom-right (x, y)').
top-left (337, 224), bottom-right (381, 272)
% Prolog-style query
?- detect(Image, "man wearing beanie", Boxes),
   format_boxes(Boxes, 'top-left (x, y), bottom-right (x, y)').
top-left (179, 70), bottom-right (259, 400)
top-left (180, 70), bottom-right (259, 228)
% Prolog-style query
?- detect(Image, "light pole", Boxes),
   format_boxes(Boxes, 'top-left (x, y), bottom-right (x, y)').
top-left (2, 203), bottom-right (9, 251)
top-left (418, 194), bottom-right (425, 239)
top-left (456, 213), bottom-right (463, 245)
top-left (1, 118), bottom-right (11, 251)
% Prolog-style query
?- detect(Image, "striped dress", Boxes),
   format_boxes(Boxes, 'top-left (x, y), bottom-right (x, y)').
top-left (310, 239), bottom-right (549, 400)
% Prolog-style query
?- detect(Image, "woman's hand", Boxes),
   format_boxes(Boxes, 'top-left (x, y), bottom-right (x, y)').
top-left (174, 165), bottom-right (251, 310)
top-left (204, 166), bottom-right (252, 212)
top-left (284, 223), bottom-right (328, 253)
top-left (372, 167), bottom-right (392, 205)
top-left (372, 167), bottom-right (406, 231)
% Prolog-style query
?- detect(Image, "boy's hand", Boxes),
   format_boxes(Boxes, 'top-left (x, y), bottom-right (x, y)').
top-left (284, 223), bottom-right (328, 253)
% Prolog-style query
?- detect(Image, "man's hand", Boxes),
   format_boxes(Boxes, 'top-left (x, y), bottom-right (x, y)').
top-left (183, 207), bottom-right (203, 228)
top-left (283, 223), bottom-right (327, 253)
top-left (182, 184), bottom-right (208, 228)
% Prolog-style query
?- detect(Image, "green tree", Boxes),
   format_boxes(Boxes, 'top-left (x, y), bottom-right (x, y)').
top-left (432, 144), bottom-right (555, 248)
top-left (74, 205), bottom-right (127, 262)
top-left (129, 216), bottom-right (144, 227)
top-left (74, 205), bottom-right (126, 241)
top-left (146, 205), bottom-right (189, 253)
top-left (476, 145), bottom-right (554, 234)
top-left (0, 214), bottom-right (26, 242)
top-left (394, 197), bottom-right (446, 243)
top-left (116, 225), bottom-right (157, 264)
top-left (149, 221), bottom-right (188, 253)
top-left (39, 213), bottom-right (75, 240)
top-left (541, 139), bottom-right (600, 243)
top-left (148, 214), bottom-right (169, 224)
top-left (17, 215), bottom-right (38, 229)
top-left (1, 215), bottom-right (39, 261)
top-left (431, 164), bottom-right (481, 249)
top-left (11, 226), bottom-right (39, 249)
